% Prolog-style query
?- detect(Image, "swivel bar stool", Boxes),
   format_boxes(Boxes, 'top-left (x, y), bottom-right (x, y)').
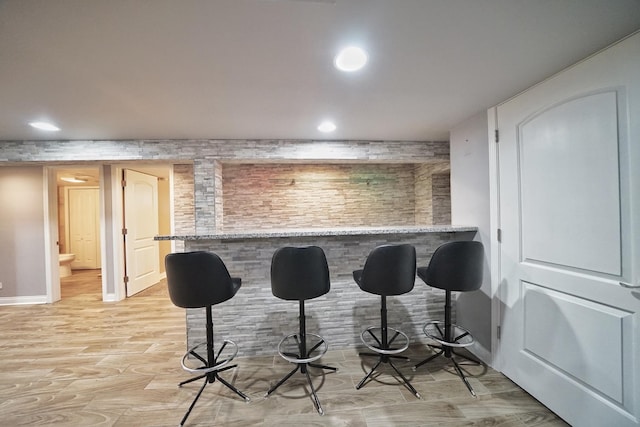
top-left (353, 243), bottom-right (421, 398)
top-left (412, 240), bottom-right (484, 397)
top-left (265, 246), bottom-right (337, 415)
top-left (165, 251), bottom-right (250, 426)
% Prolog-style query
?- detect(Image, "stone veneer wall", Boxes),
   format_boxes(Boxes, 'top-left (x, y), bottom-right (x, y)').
top-left (0, 139), bottom-right (449, 234)
top-left (222, 163), bottom-right (418, 230)
top-left (432, 172), bottom-right (452, 225)
top-left (185, 230), bottom-right (474, 356)
top-left (415, 164), bottom-right (433, 225)
top-left (172, 164), bottom-right (195, 252)
top-left (213, 160), bottom-right (224, 230)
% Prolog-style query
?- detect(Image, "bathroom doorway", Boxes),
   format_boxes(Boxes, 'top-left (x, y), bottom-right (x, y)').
top-left (56, 167), bottom-right (102, 299)
top-left (48, 163), bottom-right (173, 303)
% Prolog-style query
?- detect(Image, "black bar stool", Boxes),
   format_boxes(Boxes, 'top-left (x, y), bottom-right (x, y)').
top-left (353, 243), bottom-right (421, 398)
top-left (412, 240), bottom-right (485, 397)
top-left (265, 246), bottom-right (337, 415)
top-left (165, 251), bottom-right (250, 426)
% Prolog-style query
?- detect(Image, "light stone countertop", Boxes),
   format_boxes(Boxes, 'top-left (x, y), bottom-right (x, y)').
top-left (155, 225), bottom-right (477, 241)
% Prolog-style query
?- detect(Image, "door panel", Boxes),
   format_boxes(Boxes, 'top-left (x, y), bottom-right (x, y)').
top-left (523, 282), bottom-right (627, 403)
top-left (124, 169), bottom-right (159, 296)
top-left (68, 187), bottom-right (100, 269)
top-left (519, 91), bottom-right (621, 274)
top-left (496, 33), bottom-right (639, 426)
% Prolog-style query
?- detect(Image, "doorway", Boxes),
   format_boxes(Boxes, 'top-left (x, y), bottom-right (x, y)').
top-left (50, 164), bottom-right (173, 302)
top-left (492, 34), bottom-right (639, 426)
top-left (56, 167), bottom-right (102, 299)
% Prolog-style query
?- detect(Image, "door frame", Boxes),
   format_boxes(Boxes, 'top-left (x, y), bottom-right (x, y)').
top-left (44, 167), bottom-right (60, 303)
top-left (45, 163), bottom-right (174, 303)
top-left (108, 164), bottom-right (174, 300)
top-left (44, 165), bottom-right (109, 302)
top-left (487, 107), bottom-right (503, 370)
top-left (487, 32), bottom-right (640, 426)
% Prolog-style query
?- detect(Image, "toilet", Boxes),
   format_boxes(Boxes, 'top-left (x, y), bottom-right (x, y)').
top-left (59, 253), bottom-right (76, 278)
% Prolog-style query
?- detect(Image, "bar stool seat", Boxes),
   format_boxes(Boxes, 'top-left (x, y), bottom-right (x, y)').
top-left (353, 243), bottom-right (421, 399)
top-left (265, 246), bottom-right (337, 415)
top-left (165, 251), bottom-right (250, 426)
top-left (412, 241), bottom-right (485, 397)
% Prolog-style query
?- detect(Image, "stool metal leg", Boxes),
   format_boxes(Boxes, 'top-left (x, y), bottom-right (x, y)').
top-left (412, 349), bottom-right (444, 371)
top-left (180, 377), bottom-right (208, 426)
top-left (265, 365), bottom-right (299, 396)
top-left (309, 363), bottom-right (338, 371)
top-left (178, 307), bottom-right (249, 426)
top-left (216, 372), bottom-right (250, 400)
top-left (356, 296), bottom-right (420, 399)
top-left (452, 348), bottom-right (483, 365)
top-left (266, 301), bottom-right (336, 415)
top-left (412, 291), bottom-right (483, 397)
top-left (389, 359), bottom-right (421, 397)
top-left (304, 368), bottom-right (324, 415)
top-left (356, 358), bottom-right (382, 389)
top-left (451, 356), bottom-right (477, 397)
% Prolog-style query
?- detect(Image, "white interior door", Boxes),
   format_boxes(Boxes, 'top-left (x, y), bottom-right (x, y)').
top-left (495, 34), bottom-right (639, 426)
top-left (68, 187), bottom-right (100, 269)
top-left (124, 169), bottom-right (160, 296)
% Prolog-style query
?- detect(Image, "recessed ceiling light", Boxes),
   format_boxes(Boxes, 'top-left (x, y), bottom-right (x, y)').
top-left (334, 46), bottom-right (368, 72)
top-left (317, 121), bottom-right (337, 133)
top-left (61, 177), bottom-right (88, 183)
top-left (29, 121), bottom-right (60, 131)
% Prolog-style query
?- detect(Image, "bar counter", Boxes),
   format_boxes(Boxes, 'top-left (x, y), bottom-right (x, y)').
top-left (157, 225), bottom-right (477, 356)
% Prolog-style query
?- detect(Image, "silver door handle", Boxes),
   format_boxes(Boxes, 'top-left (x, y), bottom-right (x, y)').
top-left (620, 281), bottom-right (640, 289)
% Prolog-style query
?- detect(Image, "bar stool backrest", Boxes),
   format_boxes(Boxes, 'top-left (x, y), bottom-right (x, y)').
top-left (271, 246), bottom-right (330, 301)
top-left (165, 251), bottom-right (240, 308)
top-left (357, 244), bottom-right (416, 296)
top-left (422, 241), bottom-right (484, 292)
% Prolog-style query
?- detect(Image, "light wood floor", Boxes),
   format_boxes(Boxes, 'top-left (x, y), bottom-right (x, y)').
top-left (0, 270), bottom-right (569, 426)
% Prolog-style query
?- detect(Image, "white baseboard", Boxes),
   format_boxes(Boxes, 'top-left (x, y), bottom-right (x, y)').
top-left (0, 295), bottom-right (48, 306)
top-left (102, 293), bottom-right (118, 302)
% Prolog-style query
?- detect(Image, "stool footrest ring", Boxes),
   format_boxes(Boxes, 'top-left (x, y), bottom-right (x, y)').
top-left (360, 326), bottom-right (409, 355)
top-left (277, 332), bottom-right (328, 364)
top-left (423, 321), bottom-right (474, 348)
top-left (181, 339), bottom-right (239, 374)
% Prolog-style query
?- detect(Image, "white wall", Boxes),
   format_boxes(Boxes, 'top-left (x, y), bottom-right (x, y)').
top-left (449, 111), bottom-right (492, 362)
top-left (0, 166), bottom-right (47, 302)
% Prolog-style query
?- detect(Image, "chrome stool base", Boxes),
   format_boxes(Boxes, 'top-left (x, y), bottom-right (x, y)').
top-left (178, 337), bottom-right (249, 426)
top-left (413, 321), bottom-right (483, 397)
top-left (266, 331), bottom-right (336, 415)
top-left (356, 320), bottom-right (421, 399)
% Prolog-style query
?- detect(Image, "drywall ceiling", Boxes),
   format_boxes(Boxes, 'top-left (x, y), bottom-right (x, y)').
top-left (1, 0), bottom-right (639, 142)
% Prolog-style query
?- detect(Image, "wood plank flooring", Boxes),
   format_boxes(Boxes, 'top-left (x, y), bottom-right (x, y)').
top-left (0, 270), bottom-right (569, 426)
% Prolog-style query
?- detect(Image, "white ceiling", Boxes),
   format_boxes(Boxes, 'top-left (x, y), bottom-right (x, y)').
top-left (1, 0), bottom-right (639, 142)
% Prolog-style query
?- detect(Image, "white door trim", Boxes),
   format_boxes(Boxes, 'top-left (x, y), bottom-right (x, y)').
top-left (43, 166), bottom-right (60, 304)
top-left (487, 107), bottom-right (503, 370)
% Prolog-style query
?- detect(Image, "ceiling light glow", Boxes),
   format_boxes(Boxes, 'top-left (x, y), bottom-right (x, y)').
top-left (317, 121), bottom-right (337, 133)
top-left (29, 121), bottom-right (60, 131)
top-left (334, 46), bottom-right (368, 72)
top-left (61, 177), bottom-right (88, 183)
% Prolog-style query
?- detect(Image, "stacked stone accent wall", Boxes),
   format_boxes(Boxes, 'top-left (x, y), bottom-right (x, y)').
top-left (0, 139), bottom-right (449, 232)
top-left (185, 230), bottom-right (474, 356)
top-left (432, 172), bottom-right (452, 225)
top-left (222, 163), bottom-right (417, 230)
top-left (414, 164), bottom-right (433, 225)
top-left (172, 164), bottom-right (195, 252)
